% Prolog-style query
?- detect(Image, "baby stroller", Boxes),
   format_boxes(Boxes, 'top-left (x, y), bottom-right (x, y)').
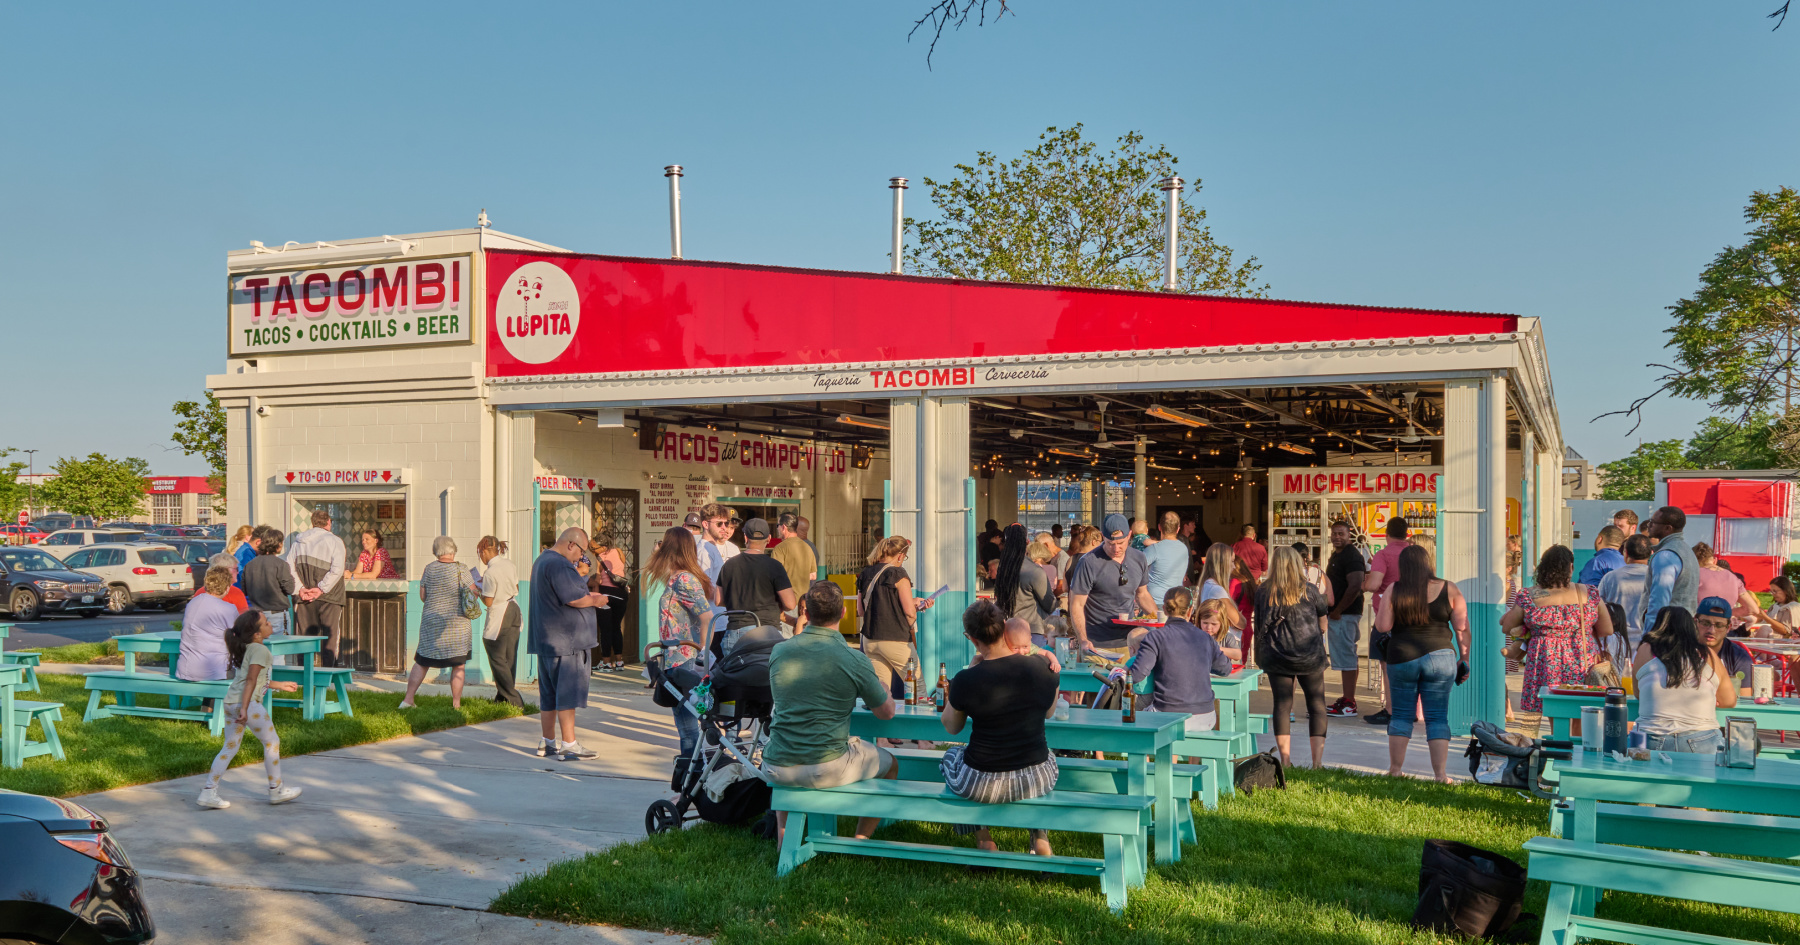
top-left (645, 610), bottom-right (784, 834)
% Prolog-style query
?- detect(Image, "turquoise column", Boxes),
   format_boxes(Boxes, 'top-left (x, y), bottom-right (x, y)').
top-left (519, 480), bottom-right (541, 683)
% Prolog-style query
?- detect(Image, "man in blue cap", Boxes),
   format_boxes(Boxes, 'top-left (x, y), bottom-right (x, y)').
top-left (1694, 596), bottom-right (1755, 694)
top-left (1067, 512), bottom-right (1159, 654)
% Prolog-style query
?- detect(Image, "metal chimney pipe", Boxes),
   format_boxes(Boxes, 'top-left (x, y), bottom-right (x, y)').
top-left (664, 165), bottom-right (684, 259)
top-left (888, 177), bottom-right (908, 274)
top-left (1159, 176), bottom-right (1183, 291)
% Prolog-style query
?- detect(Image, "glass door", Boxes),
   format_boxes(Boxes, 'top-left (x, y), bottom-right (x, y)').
top-left (593, 489), bottom-right (640, 657)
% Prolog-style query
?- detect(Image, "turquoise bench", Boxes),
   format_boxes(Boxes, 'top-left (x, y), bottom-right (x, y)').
top-left (82, 672), bottom-right (244, 736)
top-left (1173, 730), bottom-right (1257, 797)
top-left (888, 745), bottom-right (1213, 826)
top-left (1550, 801), bottom-right (1800, 861)
top-left (271, 666), bottom-right (354, 718)
top-left (0, 652), bottom-right (40, 693)
top-left (773, 778), bottom-right (1154, 912)
top-left (7, 700), bottom-right (66, 767)
top-left (1525, 836), bottom-right (1800, 945)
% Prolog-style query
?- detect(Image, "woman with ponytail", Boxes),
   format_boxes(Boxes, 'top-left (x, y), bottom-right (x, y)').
top-left (994, 523), bottom-right (1055, 648)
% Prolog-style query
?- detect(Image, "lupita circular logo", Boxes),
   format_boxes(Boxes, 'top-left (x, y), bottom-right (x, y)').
top-left (496, 261), bottom-right (580, 363)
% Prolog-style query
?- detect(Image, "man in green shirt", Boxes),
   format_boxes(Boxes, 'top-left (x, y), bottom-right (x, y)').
top-left (764, 580), bottom-right (896, 841)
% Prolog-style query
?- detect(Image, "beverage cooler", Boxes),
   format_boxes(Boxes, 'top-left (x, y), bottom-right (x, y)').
top-left (1663, 476), bottom-right (1796, 592)
top-left (1268, 466), bottom-right (1442, 563)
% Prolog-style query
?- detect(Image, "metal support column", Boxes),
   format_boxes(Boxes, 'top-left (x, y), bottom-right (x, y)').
top-left (1445, 375), bottom-right (1508, 730)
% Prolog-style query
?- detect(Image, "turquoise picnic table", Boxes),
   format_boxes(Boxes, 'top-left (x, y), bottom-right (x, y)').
top-left (112, 630), bottom-right (335, 721)
top-left (850, 702), bottom-right (1191, 864)
top-left (1058, 665), bottom-right (1262, 734)
top-left (1537, 687), bottom-right (1800, 759)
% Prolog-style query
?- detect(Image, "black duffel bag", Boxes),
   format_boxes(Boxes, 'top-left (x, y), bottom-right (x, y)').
top-left (1232, 748), bottom-right (1286, 794)
top-left (1411, 839), bottom-right (1531, 939)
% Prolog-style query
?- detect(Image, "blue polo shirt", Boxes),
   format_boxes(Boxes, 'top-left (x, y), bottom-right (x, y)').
top-left (528, 550), bottom-right (596, 656)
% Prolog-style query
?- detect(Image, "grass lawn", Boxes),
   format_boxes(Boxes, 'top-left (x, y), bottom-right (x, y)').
top-left (490, 768), bottom-right (1798, 945)
top-left (1, 672), bottom-right (534, 797)
top-left (22, 638), bottom-right (138, 665)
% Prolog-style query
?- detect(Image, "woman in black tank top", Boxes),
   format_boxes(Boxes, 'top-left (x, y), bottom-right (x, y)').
top-left (1373, 544), bottom-right (1470, 783)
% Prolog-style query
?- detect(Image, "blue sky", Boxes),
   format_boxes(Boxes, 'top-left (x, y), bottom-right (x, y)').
top-left (3, 2), bottom-right (1791, 476)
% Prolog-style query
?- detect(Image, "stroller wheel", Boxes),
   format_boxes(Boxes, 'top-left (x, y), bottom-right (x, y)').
top-left (646, 799), bottom-right (682, 835)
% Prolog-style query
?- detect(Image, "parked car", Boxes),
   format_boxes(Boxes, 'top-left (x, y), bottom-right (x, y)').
top-left (0, 789), bottom-right (155, 943)
top-left (0, 547), bottom-right (107, 619)
top-left (37, 529), bottom-right (148, 555)
top-left (55, 544), bottom-right (192, 613)
top-left (0, 524), bottom-right (48, 545)
top-left (140, 525), bottom-right (187, 539)
top-left (155, 538), bottom-right (226, 590)
top-left (30, 514), bottom-right (88, 533)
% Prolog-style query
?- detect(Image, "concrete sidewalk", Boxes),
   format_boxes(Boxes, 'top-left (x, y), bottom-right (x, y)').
top-left (73, 669), bottom-right (695, 944)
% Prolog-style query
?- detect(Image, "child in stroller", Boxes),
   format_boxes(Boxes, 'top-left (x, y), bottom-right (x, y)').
top-left (646, 610), bottom-right (784, 833)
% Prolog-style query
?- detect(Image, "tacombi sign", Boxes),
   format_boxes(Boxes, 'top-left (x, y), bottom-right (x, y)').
top-left (281, 468), bottom-right (409, 486)
top-left (230, 256), bottom-right (470, 355)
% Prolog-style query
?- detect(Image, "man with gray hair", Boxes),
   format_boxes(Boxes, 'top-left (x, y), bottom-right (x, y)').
top-left (529, 527), bottom-right (612, 761)
top-left (288, 508), bottom-right (348, 667)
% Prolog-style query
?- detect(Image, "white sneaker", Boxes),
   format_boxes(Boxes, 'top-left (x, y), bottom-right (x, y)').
top-left (535, 738), bottom-right (556, 757)
top-left (268, 785), bottom-right (303, 805)
top-left (196, 788), bottom-right (230, 810)
top-left (558, 742), bottom-right (598, 761)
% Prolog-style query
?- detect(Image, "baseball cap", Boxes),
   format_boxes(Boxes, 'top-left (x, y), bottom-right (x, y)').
top-left (683, 512), bottom-right (704, 528)
top-left (742, 517), bottom-right (771, 540)
top-left (1101, 513), bottom-right (1130, 541)
top-left (1695, 596), bottom-right (1733, 621)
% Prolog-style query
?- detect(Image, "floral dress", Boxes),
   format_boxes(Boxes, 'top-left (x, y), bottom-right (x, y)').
top-left (1514, 585), bottom-right (1601, 712)
top-left (358, 547), bottom-right (398, 579)
top-left (658, 570), bottom-right (712, 666)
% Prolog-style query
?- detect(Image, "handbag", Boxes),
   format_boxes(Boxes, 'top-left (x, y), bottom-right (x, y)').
top-left (1232, 748), bottom-right (1286, 794)
top-left (458, 570), bottom-right (483, 620)
top-left (1411, 839), bottom-right (1532, 939)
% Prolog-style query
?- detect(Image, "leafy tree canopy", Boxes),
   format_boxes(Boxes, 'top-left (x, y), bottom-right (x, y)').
top-left (172, 392), bottom-right (227, 513)
top-left (36, 453), bottom-right (152, 523)
top-left (0, 449), bottom-right (27, 522)
top-left (1598, 414), bottom-right (1784, 500)
top-left (906, 125), bottom-right (1267, 297)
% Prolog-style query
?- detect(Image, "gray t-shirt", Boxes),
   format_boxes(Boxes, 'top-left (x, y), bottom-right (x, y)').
top-left (1068, 546), bottom-right (1150, 642)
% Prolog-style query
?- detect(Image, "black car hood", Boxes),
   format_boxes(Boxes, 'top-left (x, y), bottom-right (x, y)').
top-left (17, 568), bottom-right (103, 584)
top-left (0, 789), bottom-right (107, 831)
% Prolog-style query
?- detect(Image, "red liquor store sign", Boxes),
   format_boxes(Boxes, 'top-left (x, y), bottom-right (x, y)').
top-left (483, 251), bottom-right (1517, 379)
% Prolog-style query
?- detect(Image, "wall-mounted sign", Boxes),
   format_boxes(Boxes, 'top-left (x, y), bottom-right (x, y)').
top-left (652, 431), bottom-right (850, 474)
top-left (281, 468), bottom-right (410, 486)
top-left (535, 475), bottom-right (596, 492)
top-left (716, 484), bottom-right (805, 502)
top-left (229, 255), bottom-right (470, 356)
top-left (1270, 467), bottom-right (1441, 498)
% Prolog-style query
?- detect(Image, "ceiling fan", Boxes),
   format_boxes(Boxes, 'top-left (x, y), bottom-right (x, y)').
top-left (1090, 401), bottom-right (1141, 449)
top-left (1393, 391), bottom-right (1443, 443)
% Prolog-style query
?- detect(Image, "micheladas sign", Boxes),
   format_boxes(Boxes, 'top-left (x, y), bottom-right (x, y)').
top-left (229, 255), bottom-right (471, 355)
top-left (1271, 466), bottom-right (1442, 497)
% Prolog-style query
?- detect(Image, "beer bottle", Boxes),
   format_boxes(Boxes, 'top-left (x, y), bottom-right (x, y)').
top-left (934, 663), bottom-right (949, 712)
top-left (903, 661), bottom-right (918, 706)
top-left (1120, 676), bottom-right (1137, 724)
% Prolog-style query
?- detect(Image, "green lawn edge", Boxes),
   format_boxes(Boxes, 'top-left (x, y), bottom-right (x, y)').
top-left (489, 768), bottom-right (1799, 945)
top-left (1, 673), bottom-right (536, 798)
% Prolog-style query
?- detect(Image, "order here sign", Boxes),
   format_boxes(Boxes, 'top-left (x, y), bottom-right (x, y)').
top-left (229, 255), bottom-right (470, 356)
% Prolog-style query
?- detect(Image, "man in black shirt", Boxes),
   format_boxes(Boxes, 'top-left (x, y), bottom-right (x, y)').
top-left (717, 518), bottom-right (797, 647)
top-left (1323, 521), bottom-right (1368, 717)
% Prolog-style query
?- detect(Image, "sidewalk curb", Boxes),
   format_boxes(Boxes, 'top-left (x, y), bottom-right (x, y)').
top-left (136, 869), bottom-right (491, 911)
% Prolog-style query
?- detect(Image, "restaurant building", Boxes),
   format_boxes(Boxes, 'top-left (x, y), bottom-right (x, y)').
top-left (212, 223), bottom-right (1564, 727)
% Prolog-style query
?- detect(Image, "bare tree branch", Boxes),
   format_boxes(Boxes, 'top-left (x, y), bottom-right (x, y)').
top-left (1772, 2), bottom-right (1791, 30)
top-left (908, 0), bottom-right (1011, 69)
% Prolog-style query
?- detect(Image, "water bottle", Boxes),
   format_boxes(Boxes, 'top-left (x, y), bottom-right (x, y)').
top-left (1602, 687), bottom-right (1628, 755)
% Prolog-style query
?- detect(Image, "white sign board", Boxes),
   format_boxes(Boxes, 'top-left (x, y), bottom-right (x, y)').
top-left (229, 256), bottom-right (471, 356)
top-left (281, 468), bottom-right (410, 486)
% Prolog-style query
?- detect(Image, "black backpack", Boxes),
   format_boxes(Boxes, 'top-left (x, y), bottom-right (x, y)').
top-left (1411, 839), bottom-right (1532, 939)
top-left (1232, 748), bottom-right (1286, 794)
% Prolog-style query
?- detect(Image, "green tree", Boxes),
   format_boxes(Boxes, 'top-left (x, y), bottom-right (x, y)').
top-left (1621, 188), bottom-right (1800, 461)
top-left (0, 449), bottom-right (27, 523)
top-left (906, 125), bottom-right (1267, 297)
top-left (37, 454), bottom-right (153, 522)
top-left (1683, 414), bottom-right (1783, 469)
top-left (171, 392), bottom-right (227, 514)
top-left (1598, 439), bottom-right (1687, 501)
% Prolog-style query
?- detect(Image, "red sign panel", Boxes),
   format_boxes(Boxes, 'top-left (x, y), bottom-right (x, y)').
top-left (483, 251), bottom-right (1518, 379)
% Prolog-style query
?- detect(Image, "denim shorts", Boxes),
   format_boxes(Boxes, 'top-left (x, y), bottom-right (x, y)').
top-left (1386, 647), bottom-right (1458, 741)
top-left (536, 650), bottom-right (591, 711)
top-left (1327, 616), bottom-right (1361, 671)
top-left (1644, 728), bottom-right (1723, 755)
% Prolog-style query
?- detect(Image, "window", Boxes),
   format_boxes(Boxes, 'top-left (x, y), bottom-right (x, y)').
top-left (62, 550), bottom-right (92, 569)
top-left (99, 549), bottom-right (126, 567)
top-left (137, 549), bottom-right (183, 565)
top-left (151, 493), bottom-right (180, 525)
top-left (44, 533), bottom-right (80, 546)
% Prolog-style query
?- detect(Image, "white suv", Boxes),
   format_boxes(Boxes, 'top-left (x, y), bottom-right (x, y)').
top-left (56, 543), bottom-right (195, 613)
top-left (38, 529), bottom-right (147, 557)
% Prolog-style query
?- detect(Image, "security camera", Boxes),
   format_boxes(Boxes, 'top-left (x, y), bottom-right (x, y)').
top-left (255, 404), bottom-right (272, 417)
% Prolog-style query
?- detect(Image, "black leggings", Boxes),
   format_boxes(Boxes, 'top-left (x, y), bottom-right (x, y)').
top-left (1268, 671), bottom-right (1329, 738)
top-left (595, 586), bottom-right (628, 659)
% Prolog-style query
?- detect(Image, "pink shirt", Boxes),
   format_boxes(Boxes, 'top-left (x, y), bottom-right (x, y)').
top-left (1695, 566), bottom-right (1744, 614)
top-left (1369, 538), bottom-right (1409, 606)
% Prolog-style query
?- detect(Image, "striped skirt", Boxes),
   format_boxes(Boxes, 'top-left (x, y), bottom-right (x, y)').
top-left (940, 744), bottom-right (1058, 840)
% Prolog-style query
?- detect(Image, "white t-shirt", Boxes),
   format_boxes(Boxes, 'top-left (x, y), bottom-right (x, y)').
top-left (713, 539), bottom-right (741, 561)
top-left (1634, 656), bottom-right (1720, 736)
top-left (477, 556), bottom-right (520, 641)
top-left (1200, 579), bottom-right (1230, 602)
